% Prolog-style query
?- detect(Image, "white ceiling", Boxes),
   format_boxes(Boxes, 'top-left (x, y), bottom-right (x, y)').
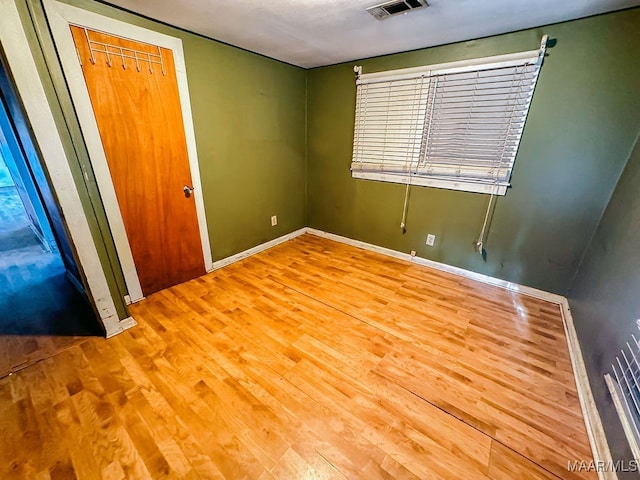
top-left (104, 0), bottom-right (639, 68)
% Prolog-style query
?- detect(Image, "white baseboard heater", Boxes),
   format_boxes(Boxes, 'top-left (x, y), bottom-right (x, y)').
top-left (605, 323), bottom-right (640, 461)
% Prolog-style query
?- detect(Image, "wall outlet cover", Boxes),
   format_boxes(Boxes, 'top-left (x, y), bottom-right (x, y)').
top-left (426, 234), bottom-right (436, 246)
top-left (271, 215), bottom-right (278, 226)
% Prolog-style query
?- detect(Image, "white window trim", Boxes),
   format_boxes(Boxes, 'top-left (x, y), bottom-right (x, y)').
top-left (358, 49), bottom-right (541, 83)
top-left (43, 0), bottom-right (213, 303)
top-left (0, 0), bottom-right (133, 337)
top-left (352, 171), bottom-right (508, 195)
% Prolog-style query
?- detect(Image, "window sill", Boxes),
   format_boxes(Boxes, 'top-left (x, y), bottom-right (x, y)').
top-left (351, 171), bottom-right (508, 195)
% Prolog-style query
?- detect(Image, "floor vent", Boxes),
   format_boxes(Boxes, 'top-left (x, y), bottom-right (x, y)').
top-left (605, 322), bottom-right (640, 461)
top-left (367, 0), bottom-right (428, 20)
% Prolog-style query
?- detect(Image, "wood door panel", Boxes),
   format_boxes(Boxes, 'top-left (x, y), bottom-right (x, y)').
top-left (71, 26), bottom-right (205, 295)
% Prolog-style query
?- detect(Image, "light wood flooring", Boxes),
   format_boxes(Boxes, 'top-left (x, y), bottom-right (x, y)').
top-left (0, 234), bottom-right (595, 479)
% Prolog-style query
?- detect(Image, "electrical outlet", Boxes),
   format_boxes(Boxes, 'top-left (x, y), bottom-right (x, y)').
top-left (426, 234), bottom-right (436, 246)
top-left (410, 250), bottom-right (417, 257)
top-left (271, 215), bottom-right (278, 226)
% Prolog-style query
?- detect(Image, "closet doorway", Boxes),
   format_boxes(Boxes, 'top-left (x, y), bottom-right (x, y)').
top-left (0, 57), bottom-right (100, 377)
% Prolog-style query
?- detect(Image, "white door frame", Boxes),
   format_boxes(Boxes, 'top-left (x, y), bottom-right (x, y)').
top-left (0, 0), bottom-right (134, 337)
top-left (43, 0), bottom-right (213, 302)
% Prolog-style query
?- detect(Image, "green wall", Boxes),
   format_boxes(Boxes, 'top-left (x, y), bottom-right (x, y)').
top-left (12, 0), bottom-right (307, 319)
top-left (306, 9), bottom-right (640, 294)
top-left (184, 35), bottom-right (306, 257)
top-left (568, 134), bottom-right (640, 477)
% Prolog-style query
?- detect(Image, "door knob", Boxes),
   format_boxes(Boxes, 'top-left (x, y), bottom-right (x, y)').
top-left (183, 185), bottom-right (194, 198)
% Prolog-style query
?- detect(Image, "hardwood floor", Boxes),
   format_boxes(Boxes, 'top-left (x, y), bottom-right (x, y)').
top-left (0, 234), bottom-right (595, 479)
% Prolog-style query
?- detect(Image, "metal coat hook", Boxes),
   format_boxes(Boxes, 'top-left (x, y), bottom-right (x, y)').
top-left (104, 44), bottom-right (112, 67)
top-left (158, 46), bottom-right (166, 76)
top-left (83, 27), bottom-right (96, 64)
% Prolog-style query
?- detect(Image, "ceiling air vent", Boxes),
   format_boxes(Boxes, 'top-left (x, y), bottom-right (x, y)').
top-left (367, 0), bottom-right (428, 20)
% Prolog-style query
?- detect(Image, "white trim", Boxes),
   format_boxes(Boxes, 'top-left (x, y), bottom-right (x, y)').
top-left (352, 171), bottom-right (508, 196)
top-left (358, 48), bottom-right (541, 83)
top-left (414, 254), bottom-right (565, 303)
top-left (209, 228), bottom-right (308, 271)
top-left (0, 0), bottom-right (122, 336)
top-left (561, 301), bottom-right (616, 480)
top-left (304, 228), bottom-right (612, 476)
top-left (308, 228), bottom-right (414, 261)
top-left (106, 316), bottom-right (137, 338)
top-left (43, 0), bottom-right (212, 302)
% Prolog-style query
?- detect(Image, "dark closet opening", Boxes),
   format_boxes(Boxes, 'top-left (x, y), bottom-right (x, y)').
top-left (0, 54), bottom-right (101, 338)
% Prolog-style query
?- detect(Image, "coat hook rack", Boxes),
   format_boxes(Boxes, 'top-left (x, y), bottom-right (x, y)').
top-left (79, 26), bottom-right (166, 76)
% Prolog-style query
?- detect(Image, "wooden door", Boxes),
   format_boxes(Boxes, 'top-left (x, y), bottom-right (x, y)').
top-left (71, 26), bottom-right (205, 295)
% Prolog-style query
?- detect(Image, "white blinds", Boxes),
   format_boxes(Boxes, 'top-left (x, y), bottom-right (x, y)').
top-left (351, 46), bottom-right (545, 195)
top-left (353, 76), bottom-right (431, 175)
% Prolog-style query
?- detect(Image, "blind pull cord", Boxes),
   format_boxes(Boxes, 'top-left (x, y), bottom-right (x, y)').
top-left (401, 155), bottom-right (425, 231)
top-left (400, 75), bottom-right (429, 232)
top-left (400, 183), bottom-right (410, 230)
top-left (476, 193), bottom-right (495, 258)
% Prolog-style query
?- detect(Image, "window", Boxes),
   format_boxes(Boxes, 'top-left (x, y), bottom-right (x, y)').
top-left (351, 40), bottom-right (546, 195)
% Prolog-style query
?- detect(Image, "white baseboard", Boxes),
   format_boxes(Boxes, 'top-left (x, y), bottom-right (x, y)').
top-left (306, 227), bottom-right (564, 304)
top-left (560, 300), bottom-right (615, 480)
top-left (305, 227), bottom-right (612, 477)
top-left (124, 294), bottom-right (146, 305)
top-left (208, 227), bottom-right (308, 272)
top-left (106, 316), bottom-right (137, 338)
top-left (307, 227), bottom-right (413, 262)
top-left (414, 255), bottom-right (565, 304)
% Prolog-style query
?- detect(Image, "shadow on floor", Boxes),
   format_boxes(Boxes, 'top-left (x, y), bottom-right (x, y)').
top-left (0, 186), bottom-right (101, 336)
